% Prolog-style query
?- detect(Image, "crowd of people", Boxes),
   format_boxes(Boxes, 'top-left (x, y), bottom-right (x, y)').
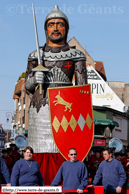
top-left (0, 145), bottom-right (129, 194)
top-left (1, 143), bottom-right (23, 176)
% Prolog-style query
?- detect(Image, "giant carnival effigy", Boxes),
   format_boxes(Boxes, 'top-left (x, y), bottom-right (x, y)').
top-left (25, 4), bottom-right (94, 186)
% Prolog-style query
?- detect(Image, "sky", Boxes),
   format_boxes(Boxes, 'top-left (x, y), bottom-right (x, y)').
top-left (0, 0), bottom-right (129, 130)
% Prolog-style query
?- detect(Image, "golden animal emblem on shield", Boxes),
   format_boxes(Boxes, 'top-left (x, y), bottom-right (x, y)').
top-left (53, 91), bottom-right (72, 112)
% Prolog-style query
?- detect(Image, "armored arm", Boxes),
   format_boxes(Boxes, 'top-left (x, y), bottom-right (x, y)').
top-left (74, 60), bottom-right (87, 85)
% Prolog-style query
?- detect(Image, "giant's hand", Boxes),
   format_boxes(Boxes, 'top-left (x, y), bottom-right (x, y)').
top-left (34, 71), bottom-right (44, 84)
top-left (25, 71), bottom-right (45, 91)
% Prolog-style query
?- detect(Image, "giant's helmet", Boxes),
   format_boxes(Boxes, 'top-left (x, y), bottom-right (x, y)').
top-left (44, 5), bottom-right (69, 44)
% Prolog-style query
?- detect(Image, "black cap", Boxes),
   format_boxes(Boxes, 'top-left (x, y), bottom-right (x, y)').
top-left (126, 148), bottom-right (129, 153)
top-left (120, 152), bottom-right (126, 156)
top-left (111, 147), bottom-right (116, 150)
top-left (115, 152), bottom-right (120, 156)
top-left (2, 149), bottom-right (8, 153)
top-left (10, 143), bottom-right (16, 147)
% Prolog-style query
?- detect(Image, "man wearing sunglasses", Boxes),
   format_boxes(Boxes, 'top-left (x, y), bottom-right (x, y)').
top-left (51, 148), bottom-right (88, 193)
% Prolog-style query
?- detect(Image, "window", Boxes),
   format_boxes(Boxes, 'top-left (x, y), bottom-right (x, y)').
top-left (23, 97), bottom-right (25, 104)
top-left (22, 116), bottom-right (25, 124)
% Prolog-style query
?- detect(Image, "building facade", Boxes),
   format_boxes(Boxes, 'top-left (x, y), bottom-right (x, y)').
top-left (107, 81), bottom-right (129, 108)
top-left (0, 124), bottom-right (6, 152)
top-left (11, 73), bottom-right (29, 139)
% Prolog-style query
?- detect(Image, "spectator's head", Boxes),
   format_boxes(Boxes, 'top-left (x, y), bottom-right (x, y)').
top-left (95, 150), bottom-right (101, 159)
top-left (68, 148), bottom-right (77, 162)
top-left (23, 146), bottom-right (34, 160)
top-left (103, 147), bottom-right (113, 161)
top-left (2, 149), bottom-right (8, 158)
top-left (115, 152), bottom-right (121, 160)
top-left (10, 143), bottom-right (16, 151)
top-left (120, 152), bottom-right (126, 159)
top-left (126, 148), bottom-right (129, 157)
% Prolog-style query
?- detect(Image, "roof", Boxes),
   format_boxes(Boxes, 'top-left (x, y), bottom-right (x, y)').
top-left (95, 61), bottom-right (107, 81)
top-left (13, 72), bottom-right (26, 99)
top-left (68, 38), bottom-right (107, 82)
top-left (68, 37), bottom-right (95, 68)
top-left (13, 79), bottom-right (25, 99)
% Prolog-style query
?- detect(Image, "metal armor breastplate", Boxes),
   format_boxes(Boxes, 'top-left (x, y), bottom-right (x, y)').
top-left (44, 66), bottom-right (72, 85)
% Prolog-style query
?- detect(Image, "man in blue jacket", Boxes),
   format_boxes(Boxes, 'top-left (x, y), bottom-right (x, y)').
top-left (93, 147), bottom-right (126, 194)
top-left (0, 157), bottom-right (10, 186)
top-left (51, 148), bottom-right (88, 193)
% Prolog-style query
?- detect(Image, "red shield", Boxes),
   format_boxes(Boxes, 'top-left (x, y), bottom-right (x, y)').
top-left (48, 84), bottom-right (94, 161)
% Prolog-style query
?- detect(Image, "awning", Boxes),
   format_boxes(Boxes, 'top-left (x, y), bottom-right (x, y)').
top-left (25, 130), bottom-right (28, 134)
top-left (94, 118), bottom-right (119, 127)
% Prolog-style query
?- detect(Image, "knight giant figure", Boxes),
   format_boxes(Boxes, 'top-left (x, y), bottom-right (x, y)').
top-left (25, 5), bottom-right (87, 153)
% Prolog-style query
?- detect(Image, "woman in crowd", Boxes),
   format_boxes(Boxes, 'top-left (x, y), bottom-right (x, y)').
top-left (11, 146), bottom-right (44, 186)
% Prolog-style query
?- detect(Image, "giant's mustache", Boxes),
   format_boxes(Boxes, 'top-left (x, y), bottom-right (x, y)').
top-left (51, 31), bottom-right (61, 36)
top-left (47, 31), bottom-right (65, 43)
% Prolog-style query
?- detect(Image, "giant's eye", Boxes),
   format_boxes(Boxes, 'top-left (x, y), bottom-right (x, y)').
top-left (58, 23), bottom-right (65, 27)
top-left (48, 24), bottom-right (54, 27)
top-left (58, 24), bottom-right (63, 27)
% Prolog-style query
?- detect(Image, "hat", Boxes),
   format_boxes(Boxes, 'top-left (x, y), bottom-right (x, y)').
top-left (2, 149), bottom-right (8, 153)
top-left (111, 147), bottom-right (116, 150)
top-left (120, 152), bottom-right (126, 157)
top-left (115, 152), bottom-right (120, 156)
top-left (10, 143), bottom-right (16, 147)
top-left (126, 148), bottom-right (129, 153)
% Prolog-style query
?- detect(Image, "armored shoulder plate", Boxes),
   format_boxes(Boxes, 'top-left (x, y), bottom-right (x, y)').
top-left (28, 48), bottom-right (86, 62)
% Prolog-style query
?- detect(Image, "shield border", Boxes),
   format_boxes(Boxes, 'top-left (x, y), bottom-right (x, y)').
top-left (48, 84), bottom-right (94, 161)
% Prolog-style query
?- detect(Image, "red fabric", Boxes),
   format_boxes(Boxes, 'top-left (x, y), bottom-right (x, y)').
top-left (32, 153), bottom-right (66, 185)
top-left (121, 156), bottom-right (129, 169)
top-left (94, 186), bottom-right (104, 194)
top-left (87, 186), bottom-right (95, 194)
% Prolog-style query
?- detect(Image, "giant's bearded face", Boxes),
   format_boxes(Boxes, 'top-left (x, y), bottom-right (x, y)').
top-left (47, 18), bottom-right (66, 44)
top-left (45, 18), bottom-right (68, 45)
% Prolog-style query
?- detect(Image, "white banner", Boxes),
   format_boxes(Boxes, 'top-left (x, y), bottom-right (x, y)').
top-left (2, 186), bottom-right (62, 193)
